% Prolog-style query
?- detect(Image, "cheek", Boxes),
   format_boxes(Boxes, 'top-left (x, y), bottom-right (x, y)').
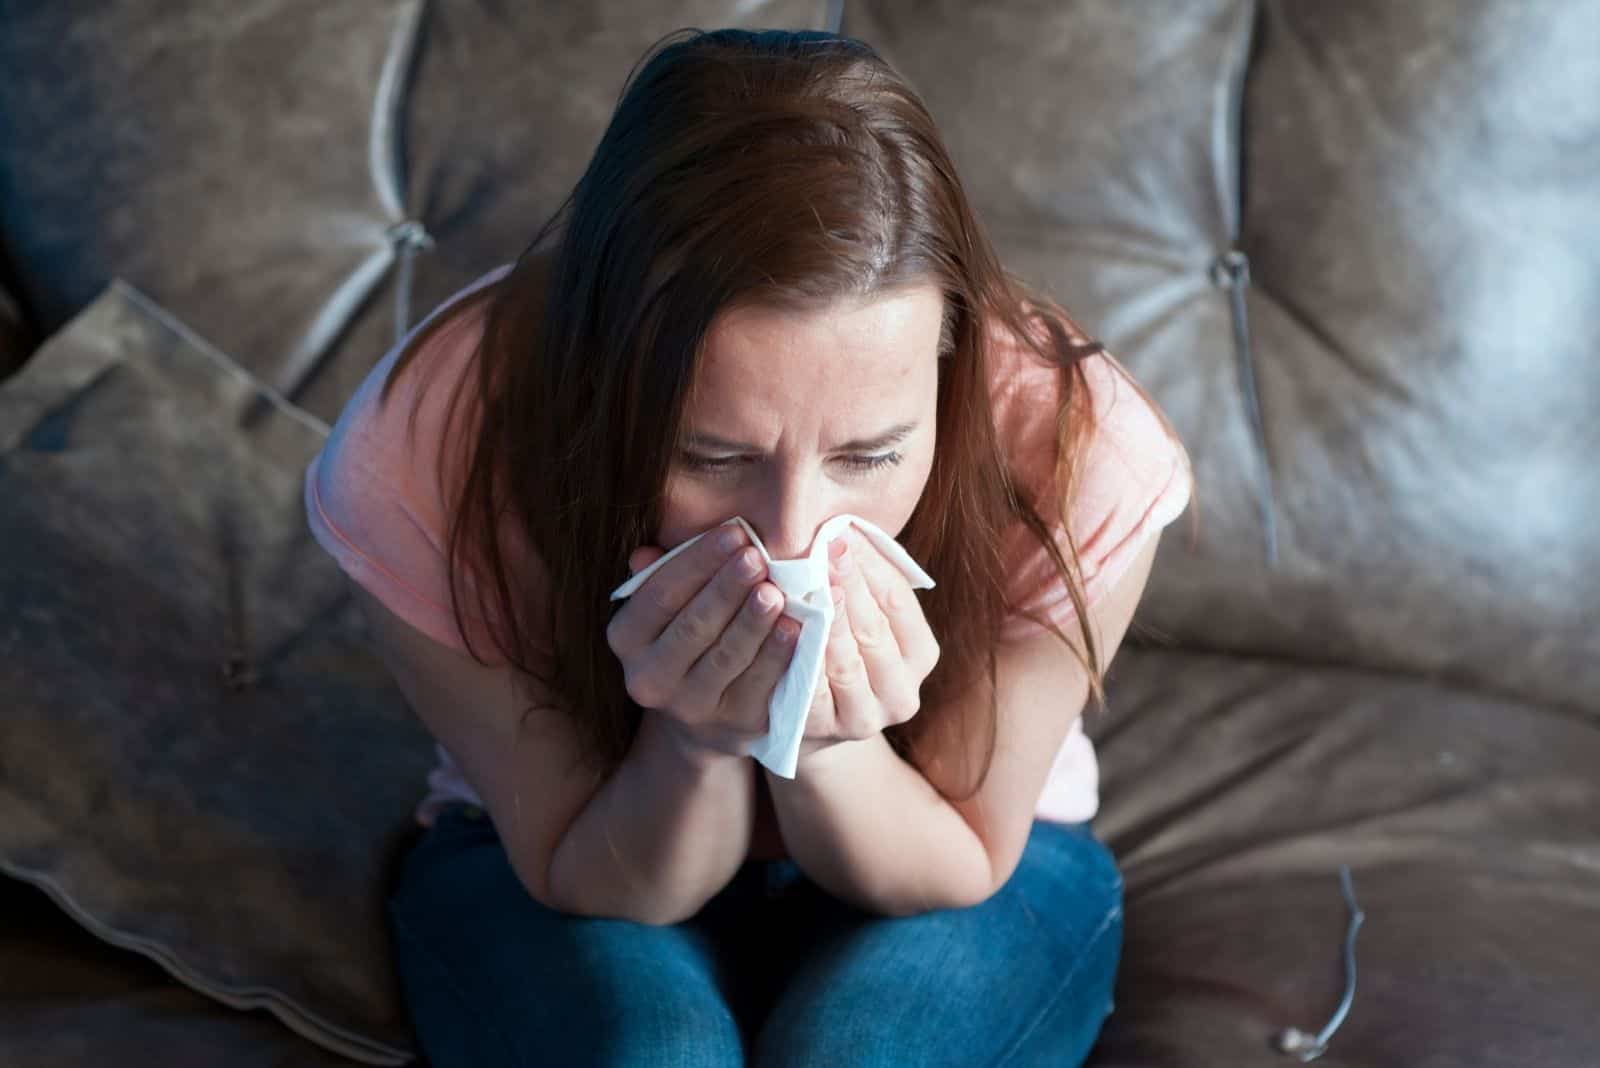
top-left (868, 442), bottom-right (936, 535)
top-left (655, 481), bottom-right (716, 550)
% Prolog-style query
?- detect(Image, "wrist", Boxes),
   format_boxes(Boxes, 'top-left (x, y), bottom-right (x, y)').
top-left (786, 732), bottom-right (883, 783)
top-left (638, 712), bottom-right (749, 775)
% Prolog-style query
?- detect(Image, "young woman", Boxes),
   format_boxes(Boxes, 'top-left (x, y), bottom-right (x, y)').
top-left (305, 27), bottom-right (1193, 1068)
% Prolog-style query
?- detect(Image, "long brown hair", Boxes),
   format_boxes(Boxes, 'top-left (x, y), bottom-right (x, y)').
top-left (378, 28), bottom-right (1194, 800)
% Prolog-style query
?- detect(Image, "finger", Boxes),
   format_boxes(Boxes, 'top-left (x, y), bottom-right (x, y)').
top-left (832, 532), bottom-right (920, 725)
top-left (818, 551), bottom-right (876, 737)
top-left (722, 612), bottom-right (803, 736)
top-left (846, 527), bottom-right (940, 680)
top-left (834, 530), bottom-right (901, 659)
top-left (608, 523), bottom-right (748, 658)
top-left (682, 580), bottom-right (784, 696)
top-left (629, 546), bottom-right (666, 574)
top-left (645, 545), bottom-right (768, 684)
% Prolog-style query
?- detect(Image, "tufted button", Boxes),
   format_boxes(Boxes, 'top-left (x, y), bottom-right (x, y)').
top-left (1208, 248), bottom-right (1251, 289)
top-left (385, 218), bottom-right (434, 251)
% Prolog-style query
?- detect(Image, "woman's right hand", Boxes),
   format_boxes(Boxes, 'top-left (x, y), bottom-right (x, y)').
top-left (606, 524), bottom-right (801, 762)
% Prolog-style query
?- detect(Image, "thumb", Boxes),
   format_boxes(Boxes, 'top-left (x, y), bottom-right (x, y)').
top-left (628, 546), bottom-right (666, 574)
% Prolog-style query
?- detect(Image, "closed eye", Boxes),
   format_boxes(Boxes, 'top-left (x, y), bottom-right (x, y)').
top-left (679, 451), bottom-right (904, 476)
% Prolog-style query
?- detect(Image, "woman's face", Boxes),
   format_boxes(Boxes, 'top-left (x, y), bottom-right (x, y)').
top-left (659, 283), bottom-right (944, 559)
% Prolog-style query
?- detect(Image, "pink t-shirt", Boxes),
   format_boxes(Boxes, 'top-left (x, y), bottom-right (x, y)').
top-left (304, 264), bottom-right (1192, 830)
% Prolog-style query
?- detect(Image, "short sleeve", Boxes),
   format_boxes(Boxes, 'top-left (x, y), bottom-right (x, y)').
top-left (997, 349), bottom-right (1193, 643)
top-left (305, 432), bottom-right (504, 662)
top-left (303, 267), bottom-right (517, 664)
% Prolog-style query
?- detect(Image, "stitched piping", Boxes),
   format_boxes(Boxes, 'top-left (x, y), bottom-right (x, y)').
top-left (270, 0), bottom-right (434, 407)
top-left (1210, 0), bottom-right (1279, 566)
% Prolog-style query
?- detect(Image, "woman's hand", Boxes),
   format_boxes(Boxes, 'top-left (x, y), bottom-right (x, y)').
top-left (798, 526), bottom-right (941, 761)
top-left (606, 525), bottom-right (802, 763)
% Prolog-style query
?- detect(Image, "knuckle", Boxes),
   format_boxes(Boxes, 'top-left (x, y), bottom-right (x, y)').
top-left (643, 581), bottom-right (677, 616)
top-left (879, 582), bottom-right (902, 614)
top-left (604, 614), bottom-right (626, 653)
top-left (702, 641), bottom-right (740, 679)
top-left (625, 669), bottom-right (660, 709)
top-left (852, 617), bottom-right (886, 650)
top-left (673, 607), bottom-right (714, 646)
top-left (826, 651), bottom-right (864, 687)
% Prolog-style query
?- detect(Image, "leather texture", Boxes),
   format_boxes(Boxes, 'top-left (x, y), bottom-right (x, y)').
top-left (0, 0), bottom-right (832, 424)
top-left (1, 1), bottom-right (1595, 1065)
top-left (0, 278), bottom-right (27, 380)
top-left (855, 0), bottom-right (1600, 717)
top-left (0, 283), bottom-right (432, 1064)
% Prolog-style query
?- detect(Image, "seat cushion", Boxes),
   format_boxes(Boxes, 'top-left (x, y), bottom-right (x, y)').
top-left (0, 282), bottom-right (433, 1064)
top-left (0, 878), bottom-right (354, 1067)
top-left (1086, 644), bottom-right (1600, 1066)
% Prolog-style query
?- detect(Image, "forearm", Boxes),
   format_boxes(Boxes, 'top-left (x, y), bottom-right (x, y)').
top-left (764, 732), bottom-right (993, 917)
top-left (548, 713), bottom-right (755, 925)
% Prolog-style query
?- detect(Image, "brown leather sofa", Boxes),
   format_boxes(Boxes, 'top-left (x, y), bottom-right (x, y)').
top-left (2, 2), bottom-right (1595, 1065)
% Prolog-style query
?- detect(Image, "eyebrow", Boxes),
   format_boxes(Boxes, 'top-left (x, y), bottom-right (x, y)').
top-left (682, 421), bottom-right (919, 454)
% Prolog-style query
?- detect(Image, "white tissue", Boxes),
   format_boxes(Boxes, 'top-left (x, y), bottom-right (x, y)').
top-left (608, 514), bottom-right (935, 778)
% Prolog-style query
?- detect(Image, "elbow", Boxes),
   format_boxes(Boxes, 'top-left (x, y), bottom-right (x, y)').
top-left (520, 841), bottom-right (717, 926)
top-left (940, 877), bottom-right (1001, 914)
top-left (940, 847), bottom-right (1006, 913)
top-left (546, 889), bottom-right (712, 927)
top-left (869, 861), bottom-right (1001, 919)
top-left (623, 897), bottom-right (711, 927)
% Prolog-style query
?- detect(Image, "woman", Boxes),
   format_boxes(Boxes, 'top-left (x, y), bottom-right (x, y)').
top-left (305, 27), bottom-right (1193, 1067)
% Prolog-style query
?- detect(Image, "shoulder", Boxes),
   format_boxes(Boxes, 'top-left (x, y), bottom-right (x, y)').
top-left (986, 313), bottom-right (1193, 638)
top-left (303, 264), bottom-right (516, 657)
top-left (322, 265), bottom-right (510, 519)
top-left (987, 313), bottom-right (1188, 516)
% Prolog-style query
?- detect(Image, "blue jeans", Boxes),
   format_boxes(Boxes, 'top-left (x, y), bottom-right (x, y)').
top-left (386, 802), bottom-right (1123, 1067)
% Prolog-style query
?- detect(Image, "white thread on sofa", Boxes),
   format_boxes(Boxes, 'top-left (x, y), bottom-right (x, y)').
top-left (1210, 247), bottom-right (1279, 566)
top-left (269, 0), bottom-right (433, 407)
top-left (1208, 0), bottom-right (1280, 567)
top-left (386, 219), bottom-right (435, 344)
top-left (370, 0), bottom-right (434, 349)
top-left (1274, 864), bottom-right (1365, 1061)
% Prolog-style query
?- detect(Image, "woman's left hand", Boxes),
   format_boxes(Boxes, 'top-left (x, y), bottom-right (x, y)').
top-left (797, 526), bottom-right (941, 762)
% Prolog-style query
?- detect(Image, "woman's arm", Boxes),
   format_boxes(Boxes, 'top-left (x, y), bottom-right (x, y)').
top-left (547, 712), bottom-right (756, 925)
top-left (764, 731), bottom-right (992, 916)
top-left (765, 533), bottom-right (1161, 916)
top-left (351, 581), bottom-right (755, 928)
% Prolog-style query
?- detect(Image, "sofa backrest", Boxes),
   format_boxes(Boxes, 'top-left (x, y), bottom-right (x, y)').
top-left (852, 0), bottom-right (1600, 713)
top-left (4, 0), bottom-right (1593, 711)
top-left (0, 0), bottom-right (833, 422)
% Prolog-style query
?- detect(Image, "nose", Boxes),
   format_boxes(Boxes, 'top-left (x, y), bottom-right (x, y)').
top-left (749, 473), bottom-right (829, 561)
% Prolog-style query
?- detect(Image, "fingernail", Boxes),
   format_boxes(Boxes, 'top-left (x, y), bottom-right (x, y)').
top-left (777, 620), bottom-right (799, 645)
top-left (717, 526), bottom-right (745, 554)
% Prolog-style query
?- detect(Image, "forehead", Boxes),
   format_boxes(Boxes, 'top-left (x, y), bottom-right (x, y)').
top-left (692, 284), bottom-right (944, 406)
